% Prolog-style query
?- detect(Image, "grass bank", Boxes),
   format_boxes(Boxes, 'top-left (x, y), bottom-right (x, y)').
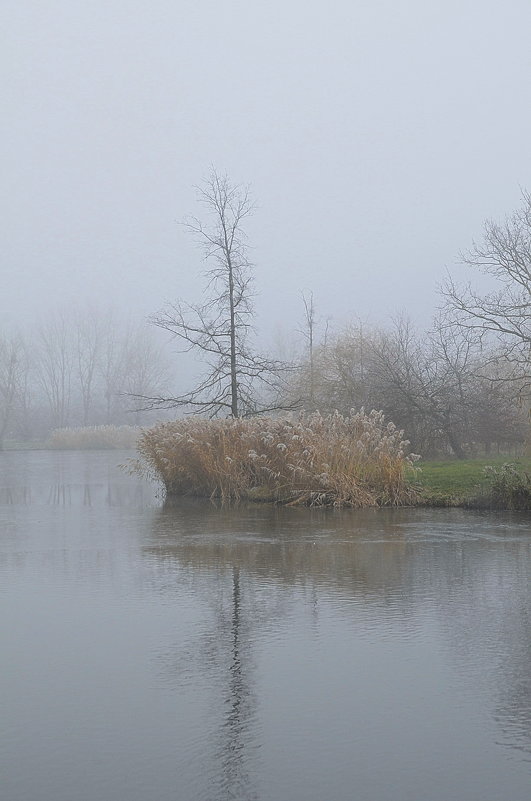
top-left (415, 456), bottom-right (531, 509)
top-left (132, 411), bottom-right (420, 508)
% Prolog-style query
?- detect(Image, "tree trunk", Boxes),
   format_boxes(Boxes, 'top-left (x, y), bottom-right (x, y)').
top-left (227, 256), bottom-right (238, 418)
top-left (446, 429), bottom-right (466, 459)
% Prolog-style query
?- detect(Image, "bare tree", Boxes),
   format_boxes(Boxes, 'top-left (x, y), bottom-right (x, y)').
top-left (0, 333), bottom-right (27, 449)
top-left (11, 339), bottom-right (33, 441)
top-left (73, 309), bottom-right (102, 426)
top-left (98, 311), bottom-right (126, 424)
top-left (36, 312), bottom-right (73, 429)
top-left (300, 291), bottom-right (316, 402)
top-left (121, 323), bottom-right (173, 424)
top-left (443, 192), bottom-right (531, 390)
top-left (289, 313), bottom-right (527, 458)
top-left (142, 170), bottom-right (290, 418)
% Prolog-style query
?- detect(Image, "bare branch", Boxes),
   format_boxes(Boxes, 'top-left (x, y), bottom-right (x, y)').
top-left (441, 191), bottom-right (531, 390)
top-left (136, 169), bottom-right (293, 419)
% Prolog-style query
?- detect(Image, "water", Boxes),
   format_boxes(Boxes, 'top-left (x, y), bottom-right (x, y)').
top-left (1, 450), bottom-right (530, 801)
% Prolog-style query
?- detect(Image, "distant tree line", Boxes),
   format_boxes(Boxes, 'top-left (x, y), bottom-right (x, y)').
top-left (3, 176), bottom-right (528, 458)
top-left (0, 309), bottom-right (172, 448)
top-left (286, 191), bottom-right (531, 457)
top-left (138, 173), bottom-right (529, 458)
top-left (285, 313), bottom-right (528, 458)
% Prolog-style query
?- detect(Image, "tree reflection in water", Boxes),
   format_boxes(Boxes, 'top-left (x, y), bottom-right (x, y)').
top-left (145, 500), bottom-right (531, 773)
top-left (218, 566), bottom-right (258, 801)
top-left (2, 450), bottom-right (531, 800)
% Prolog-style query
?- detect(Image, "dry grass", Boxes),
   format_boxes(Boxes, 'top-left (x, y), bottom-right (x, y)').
top-left (133, 410), bottom-right (420, 507)
top-left (47, 425), bottom-right (141, 450)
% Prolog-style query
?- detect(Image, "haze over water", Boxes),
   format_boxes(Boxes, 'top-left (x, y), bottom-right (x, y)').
top-left (1, 450), bottom-right (530, 801)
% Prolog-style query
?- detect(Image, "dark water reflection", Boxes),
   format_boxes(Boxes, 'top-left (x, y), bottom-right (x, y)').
top-left (1, 451), bottom-right (531, 801)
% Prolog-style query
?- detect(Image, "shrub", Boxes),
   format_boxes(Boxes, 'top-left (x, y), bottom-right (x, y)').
top-left (132, 410), bottom-right (420, 507)
top-left (47, 425), bottom-right (141, 450)
top-left (479, 463), bottom-right (531, 510)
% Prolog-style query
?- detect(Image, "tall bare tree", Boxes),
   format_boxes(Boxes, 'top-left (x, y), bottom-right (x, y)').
top-left (142, 170), bottom-right (289, 418)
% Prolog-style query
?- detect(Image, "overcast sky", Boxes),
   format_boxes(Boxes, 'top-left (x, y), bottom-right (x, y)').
top-left (3, 0), bottom-right (531, 342)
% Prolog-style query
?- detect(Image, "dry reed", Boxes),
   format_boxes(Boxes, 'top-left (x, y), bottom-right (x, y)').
top-left (47, 425), bottom-right (141, 450)
top-left (133, 410), bottom-right (420, 507)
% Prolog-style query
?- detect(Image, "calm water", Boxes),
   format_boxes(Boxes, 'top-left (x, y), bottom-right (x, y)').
top-left (1, 451), bottom-right (531, 801)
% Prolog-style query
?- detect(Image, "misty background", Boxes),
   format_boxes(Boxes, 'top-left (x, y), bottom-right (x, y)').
top-left (3, 0), bottom-right (531, 337)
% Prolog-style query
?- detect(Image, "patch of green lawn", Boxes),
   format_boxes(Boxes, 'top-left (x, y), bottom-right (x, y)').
top-left (411, 456), bottom-right (531, 504)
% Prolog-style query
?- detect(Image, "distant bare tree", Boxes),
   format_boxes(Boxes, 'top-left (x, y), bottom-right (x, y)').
top-left (287, 314), bottom-right (527, 458)
top-left (122, 324), bottom-right (172, 424)
top-left (11, 339), bottom-right (33, 441)
top-left (299, 291), bottom-right (316, 408)
top-left (98, 313), bottom-right (120, 424)
top-left (36, 313), bottom-right (73, 428)
top-left (362, 317), bottom-right (468, 457)
top-left (141, 170), bottom-right (291, 418)
top-left (73, 309), bottom-right (102, 426)
top-left (0, 333), bottom-right (27, 449)
top-left (320, 323), bottom-right (371, 413)
top-left (443, 192), bottom-right (531, 391)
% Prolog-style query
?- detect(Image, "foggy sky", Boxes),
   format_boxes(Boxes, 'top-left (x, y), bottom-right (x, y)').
top-left (3, 0), bottom-right (531, 341)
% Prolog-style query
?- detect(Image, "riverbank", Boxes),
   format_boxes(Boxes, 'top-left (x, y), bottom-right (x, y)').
top-left (3, 437), bottom-right (530, 511)
top-left (415, 457), bottom-right (531, 509)
top-left (134, 416), bottom-right (531, 511)
top-left (134, 412), bottom-right (419, 508)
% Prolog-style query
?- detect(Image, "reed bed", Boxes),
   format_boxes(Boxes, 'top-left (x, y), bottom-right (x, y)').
top-left (472, 463), bottom-right (531, 511)
top-left (134, 410), bottom-right (420, 507)
top-left (47, 425), bottom-right (141, 450)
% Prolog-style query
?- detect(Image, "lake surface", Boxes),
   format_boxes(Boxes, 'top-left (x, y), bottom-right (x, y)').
top-left (1, 450), bottom-right (531, 801)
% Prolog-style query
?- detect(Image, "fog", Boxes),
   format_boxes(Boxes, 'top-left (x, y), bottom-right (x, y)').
top-left (2, 9), bottom-right (531, 793)
top-left (3, 0), bottom-right (531, 335)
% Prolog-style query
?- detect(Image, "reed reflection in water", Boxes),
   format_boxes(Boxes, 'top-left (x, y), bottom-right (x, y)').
top-left (147, 500), bottom-right (531, 773)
